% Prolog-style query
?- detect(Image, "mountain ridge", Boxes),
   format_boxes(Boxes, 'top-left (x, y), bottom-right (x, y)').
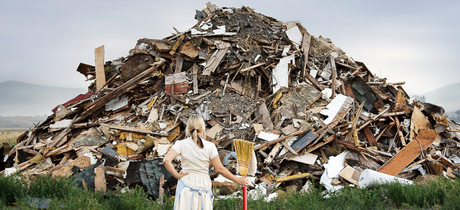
top-left (423, 82), bottom-right (460, 112)
top-left (0, 81), bottom-right (87, 116)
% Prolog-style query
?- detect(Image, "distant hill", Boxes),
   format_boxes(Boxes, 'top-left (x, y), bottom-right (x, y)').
top-left (0, 81), bottom-right (87, 117)
top-left (0, 116), bottom-right (48, 130)
top-left (423, 82), bottom-right (460, 112)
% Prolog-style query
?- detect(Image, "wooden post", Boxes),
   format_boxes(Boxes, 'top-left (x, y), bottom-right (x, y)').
top-left (95, 45), bottom-right (106, 91)
top-left (301, 33), bottom-right (311, 82)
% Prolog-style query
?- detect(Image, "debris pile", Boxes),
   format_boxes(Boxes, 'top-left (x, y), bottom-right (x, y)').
top-left (2, 2), bottom-right (460, 200)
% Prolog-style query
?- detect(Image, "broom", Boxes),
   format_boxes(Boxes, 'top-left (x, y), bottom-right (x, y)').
top-left (234, 139), bottom-right (254, 210)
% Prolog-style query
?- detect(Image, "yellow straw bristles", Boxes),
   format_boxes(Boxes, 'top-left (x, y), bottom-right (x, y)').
top-left (234, 139), bottom-right (254, 176)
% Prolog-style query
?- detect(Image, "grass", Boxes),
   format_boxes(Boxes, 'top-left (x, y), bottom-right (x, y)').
top-left (0, 174), bottom-right (459, 209)
top-left (0, 129), bottom-right (26, 146)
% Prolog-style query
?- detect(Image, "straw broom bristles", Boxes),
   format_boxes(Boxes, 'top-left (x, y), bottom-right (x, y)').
top-left (234, 139), bottom-right (254, 176)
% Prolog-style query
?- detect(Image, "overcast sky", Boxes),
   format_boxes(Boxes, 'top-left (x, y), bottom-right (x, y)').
top-left (1, 0), bottom-right (459, 96)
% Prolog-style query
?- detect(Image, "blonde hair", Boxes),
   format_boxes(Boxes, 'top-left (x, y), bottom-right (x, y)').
top-left (185, 114), bottom-right (206, 149)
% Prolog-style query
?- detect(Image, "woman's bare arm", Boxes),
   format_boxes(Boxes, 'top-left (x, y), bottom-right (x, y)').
top-left (163, 149), bottom-right (189, 179)
top-left (211, 156), bottom-right (249, 186)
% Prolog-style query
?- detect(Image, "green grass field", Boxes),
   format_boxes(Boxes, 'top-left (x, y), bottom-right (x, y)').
top-left (0, 174), bottom-right (458, 209)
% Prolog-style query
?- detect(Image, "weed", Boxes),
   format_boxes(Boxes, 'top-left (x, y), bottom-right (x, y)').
top-left (0, 174), bottom-right (458, 209)
top-left (0, 175), bottom-right (24, 207)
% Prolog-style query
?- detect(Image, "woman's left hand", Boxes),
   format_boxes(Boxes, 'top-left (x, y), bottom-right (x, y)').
top-left (177, 171), bottom-right (189, 179)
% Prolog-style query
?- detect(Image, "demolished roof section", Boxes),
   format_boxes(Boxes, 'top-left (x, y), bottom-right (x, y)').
top-left (2, 2), bottom-right (460, 199)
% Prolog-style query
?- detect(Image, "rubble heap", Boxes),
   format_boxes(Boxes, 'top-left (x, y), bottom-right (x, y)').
top-left (2, 2), bottom-right (460, 200)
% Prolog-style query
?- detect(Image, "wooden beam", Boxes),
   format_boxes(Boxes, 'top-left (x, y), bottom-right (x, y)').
top-left (337, 139), bottom-right (377, 156)
top-left (264, 142), bottom-right (282, 165)
top-left (305, 135), bottom-right (335, 153)
top-left (301, 33), bottom-right (311, 82)
top-left (275, 172), bottom-right (311, 182)
top-left (281, 139), bottom-right (298, 155)
top-left (100, 123), bottom-right (168, 136)
top-left (362, 126), bottom-right (378, 147)
top-left (378, 129), bottom-right (437, 176)
top-left (254, 130), bottom-right (303, 150)
top-left (240, 62), bottom-right (266, 73)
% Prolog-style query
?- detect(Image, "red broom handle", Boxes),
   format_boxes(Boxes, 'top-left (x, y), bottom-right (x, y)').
top-left (243, 175), bottom-right (247, 210)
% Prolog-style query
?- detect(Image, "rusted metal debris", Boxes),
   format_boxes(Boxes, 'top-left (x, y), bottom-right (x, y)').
top-left (2, 2), bottom-right (460, 199)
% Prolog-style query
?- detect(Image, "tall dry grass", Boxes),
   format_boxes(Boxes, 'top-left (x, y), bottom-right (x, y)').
top-left (0, 130), bottom-right (26, 146)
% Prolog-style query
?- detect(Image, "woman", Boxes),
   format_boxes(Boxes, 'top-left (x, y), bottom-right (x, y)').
top-left (163, 114), bottom-right (249, 210)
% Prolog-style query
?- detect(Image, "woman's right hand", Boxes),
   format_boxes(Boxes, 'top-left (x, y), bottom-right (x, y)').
top-left (237, 176), bottom-right (250, 186)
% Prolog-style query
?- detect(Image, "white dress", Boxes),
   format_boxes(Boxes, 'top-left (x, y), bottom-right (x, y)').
top-left (171, 137), bottom-right (218, 210)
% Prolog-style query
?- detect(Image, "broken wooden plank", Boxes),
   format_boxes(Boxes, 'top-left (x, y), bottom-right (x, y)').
top-left (337, 139), bottom-right (377, 156)
top-left (258, 102), bottom-right (274, 130)
top-left (254, 130), bottom-right (303, 150)
top-left (301, 33), bottom-right (311, 82)
top-left (174, 55), bottom-right (184, 74)
top-left (432, 154), bottom-right (454, 168)
top-left (95, 45), bottom-right (106, 91)
top-left (202, 42), bottom-right (230, 75)
top-left (275, 172), bottom-right (311, 183)
top-left (320, 148), bottom-right (328, 163)
top-left (206, 124), bottom-right (223, 140)
top-left (180, 41), bottom-right (199, 58)
top-left (378, 129), bottom-right (438, 176)
top-left (281, 137), bottom-right (299, 155)
top-left (192, 63), bottom-right (199, 94)
top-left (100, 123), bottom-right (167, 136)
top-left (305, 135), bottom-right (335, 153)
top-left (94, 165), bottom-right (107, 193)
top-left (362, 126), bottom-right (378, 147)
top-left (264, 142), bottom-right (282, 165)
top-left (159, 174), bottom-right (165, 203)
top-left (409, 106), bottom-right (434, 142)
top-left (339, 165), bottom-right (360, 186)
top-left (381, 110), bottom-right (412, 117)
top-left (59, 152), bottom-right (72, 165)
